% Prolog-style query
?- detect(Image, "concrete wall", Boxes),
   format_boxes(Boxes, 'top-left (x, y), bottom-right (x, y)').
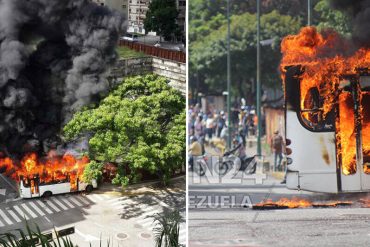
top-left (111, 57), bottom-right (186, 94)
top-left (152, 58), bottom-right (186, 94)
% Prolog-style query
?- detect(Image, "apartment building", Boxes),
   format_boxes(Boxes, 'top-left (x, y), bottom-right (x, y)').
top-left (127, 0), bottom-right (149, 34)
top-left (93, 0), bottom-right (185, 37)
top-left (92, 0), bottom-right (128, 18)
top-left (128, 0), bottom-right (186, 36)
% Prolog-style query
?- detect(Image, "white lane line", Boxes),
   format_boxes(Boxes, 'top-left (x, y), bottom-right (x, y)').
top-left (20, 204), bottom-right (38, 218)
top-left (27, 202), bottom-right (45, 216)
top-left (45, 200), bottom-right (61, 212)
top-left (36, 201), bottom-right (53, 214)
top-left (112, 198), bottom-right (134, 206)
top-left (13, 205), bottom-right (29, 220)
top-left (0, 209), bottom-right (13, 225)
top-left (85, 195), bottom-right (98, 203)
top-left (7, 209), bottom-right (21, 223)
top-left (151, 197), bottom-right (170, 208)
top-left (52, 198), bottom-right (68, 210)
top-left (77, 196), bottom-right (90, 205)
top-left (60, 197), bottom-right (75, 208)
top-left (101, 194), bottom-right (110, 199)
top-left (92, 194), bottom-right (103, 201)
top-left (68, 197), bottom-right (83, 207)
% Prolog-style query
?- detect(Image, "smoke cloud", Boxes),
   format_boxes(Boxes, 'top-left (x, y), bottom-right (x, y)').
top-left (0, 0), bottom-right (125, 156)
top-left (330, 0), bottom-right (370, 47)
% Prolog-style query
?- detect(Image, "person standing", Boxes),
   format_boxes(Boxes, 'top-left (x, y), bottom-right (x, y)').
top-left (271, 130), bottom-right (284, 171)
top-left (205, 114), bottom-right (214, 141)
top-left (217, 111), bottom-right (226, 137)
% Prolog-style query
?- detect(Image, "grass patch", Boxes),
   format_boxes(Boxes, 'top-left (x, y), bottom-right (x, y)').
top-left (117, 46), bottom-right (146, 59)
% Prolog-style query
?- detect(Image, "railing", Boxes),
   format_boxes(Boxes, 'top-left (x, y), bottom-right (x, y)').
top-left (119, 40), bottom-right (186, 63)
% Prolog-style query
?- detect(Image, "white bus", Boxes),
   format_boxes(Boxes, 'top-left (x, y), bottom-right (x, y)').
top-left (284, 66), bottom-right (370, 193)
top-left (19, 174), bottom-right (97, 198)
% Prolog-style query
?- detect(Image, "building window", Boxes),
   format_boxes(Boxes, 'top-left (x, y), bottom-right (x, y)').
top-left (122, 5), bottom-right (126, 8)
top-left (179, 0), bottom-right (186, 6)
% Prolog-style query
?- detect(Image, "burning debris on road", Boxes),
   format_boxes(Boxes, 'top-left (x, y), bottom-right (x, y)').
top-left (252, 197), bottom-right (355, 210)
top-left (0, 0), bottom-right (125, 157)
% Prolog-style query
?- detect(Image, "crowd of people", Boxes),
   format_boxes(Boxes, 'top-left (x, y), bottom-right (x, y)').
top-left (188, 103), bottom-right (261, 149)
top-left (188, 102), bottom-right (286, 183)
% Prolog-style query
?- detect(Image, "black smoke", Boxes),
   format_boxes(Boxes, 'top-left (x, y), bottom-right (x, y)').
top-left (330, 0), bottom-right (370, 47)
top-left (0, 0), bottom-right (125, 157)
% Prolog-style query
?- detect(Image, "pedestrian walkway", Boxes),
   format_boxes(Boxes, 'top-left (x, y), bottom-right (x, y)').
top-left (0, 194), bottom-right (99, 228)
top-left (106, 194), bottom-right (186, 245)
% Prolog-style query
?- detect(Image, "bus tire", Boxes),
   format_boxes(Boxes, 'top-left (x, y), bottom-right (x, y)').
top-left (42, 191), bottom-right (52, 198)
top-left (85, 185), bottom-right (93, 193)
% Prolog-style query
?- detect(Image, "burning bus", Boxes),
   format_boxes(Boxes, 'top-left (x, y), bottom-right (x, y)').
top-left (0, 152), bottom-right (97, 198)
top-left (281, 27), bottom-right (370, 193)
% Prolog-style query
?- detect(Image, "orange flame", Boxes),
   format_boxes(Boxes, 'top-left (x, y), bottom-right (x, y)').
top-left (0, 152), bottom-right (89, 190)
top-left (281, 27), bottom-right (370, 175)
top-left (255, 197), bottom-right (353, 209)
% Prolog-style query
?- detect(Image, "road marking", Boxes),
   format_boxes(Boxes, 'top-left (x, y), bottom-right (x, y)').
top-left (101, 194), bottom-right (110, 199)
top-left (0, 189), bottom-right (6, 196)
top-left (69, 197), bottom-right (83, 207)
top-left (91, 194), bottom-right (103, 202)
top-left (52, 198), bottom-right (68, 210)
top-left (45, 200), bottom-right (61, 212)
top-left (36, 201), bottom-right (53, 214)
top-left (0, 219), bottom-right (4, 227)
top-left (28, 201), bottom-right (45, 216)
top-left (44, 216), bottom-right (51, 223)
top-left (77, 196), bottom-right (91, 205)
top-left (60, 197), bottom-right (75, 208)
top-left (75, 229), bottom-right (100, 242)
top-left (13, 205), bottom-right (29, 220)
top-left (7, 209), bottom-right (21, 223)
top-left (0, 209), bottom-right (13, 225)
top-left (151, 197), bottom-right (170, 208)
top-left (20, 203), bottom-right (38, 218)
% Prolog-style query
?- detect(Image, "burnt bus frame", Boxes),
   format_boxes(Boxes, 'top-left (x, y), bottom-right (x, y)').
top-left (284, 66), bottom-right (340, 191)
top-left (284, 66), bottom-right (370, 192)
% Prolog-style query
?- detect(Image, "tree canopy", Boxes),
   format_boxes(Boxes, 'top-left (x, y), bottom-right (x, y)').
top-left (189, 9), bottom-right (301, 103)
top-left (144, 0), bottom-right (179, 41)
top-left (64, 75), bottom-right (185, 186)
top-left (189, 0), bottom-right (353, 103)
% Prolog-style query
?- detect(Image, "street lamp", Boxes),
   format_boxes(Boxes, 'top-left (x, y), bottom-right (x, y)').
top-left (308, 0), bottom-right (312, 26)
top-left (256, 0), bottom-right (262, 156)
top-left (226, 0), bottom-right (231, 149)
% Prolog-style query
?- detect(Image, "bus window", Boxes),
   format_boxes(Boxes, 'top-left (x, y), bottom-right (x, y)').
top-left (299, 87), bottom-right (334, 132)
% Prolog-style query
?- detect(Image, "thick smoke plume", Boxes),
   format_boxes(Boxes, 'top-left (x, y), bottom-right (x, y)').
top-left (0, 0), bottom-right (125, 156)
top-left (330, 0), bottom-right (370, 47)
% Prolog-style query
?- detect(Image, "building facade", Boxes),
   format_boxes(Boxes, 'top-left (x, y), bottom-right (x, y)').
top-left (127, 0), bottom-right (149, 34)
top-left (92, 0), bottom-right (186, 38)
top-left (92, 0), bottom-right (128, 19)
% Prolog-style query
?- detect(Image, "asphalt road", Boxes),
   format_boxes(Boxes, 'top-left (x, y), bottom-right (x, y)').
top-left (0, 177), bottom-right (186, 247)
top-left (188, 171), bottom-right (370, 247)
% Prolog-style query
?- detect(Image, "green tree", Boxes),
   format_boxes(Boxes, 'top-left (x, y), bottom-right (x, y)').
top-left (189, 10), bottom-right (301, 102)
top-left (314, 0), bottom-right (351, 36)
top-left (144, 0), bottom-right (179, 41)
top-left (64, 75), bottom-right (185, 186)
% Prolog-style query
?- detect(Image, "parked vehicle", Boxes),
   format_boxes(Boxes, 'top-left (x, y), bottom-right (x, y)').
top-left (120, 33), bottom-right (139, 42)
top-left (215, 147), bottom-right (257, 176)
top-left (189, 156), bottom-right (207, 176)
